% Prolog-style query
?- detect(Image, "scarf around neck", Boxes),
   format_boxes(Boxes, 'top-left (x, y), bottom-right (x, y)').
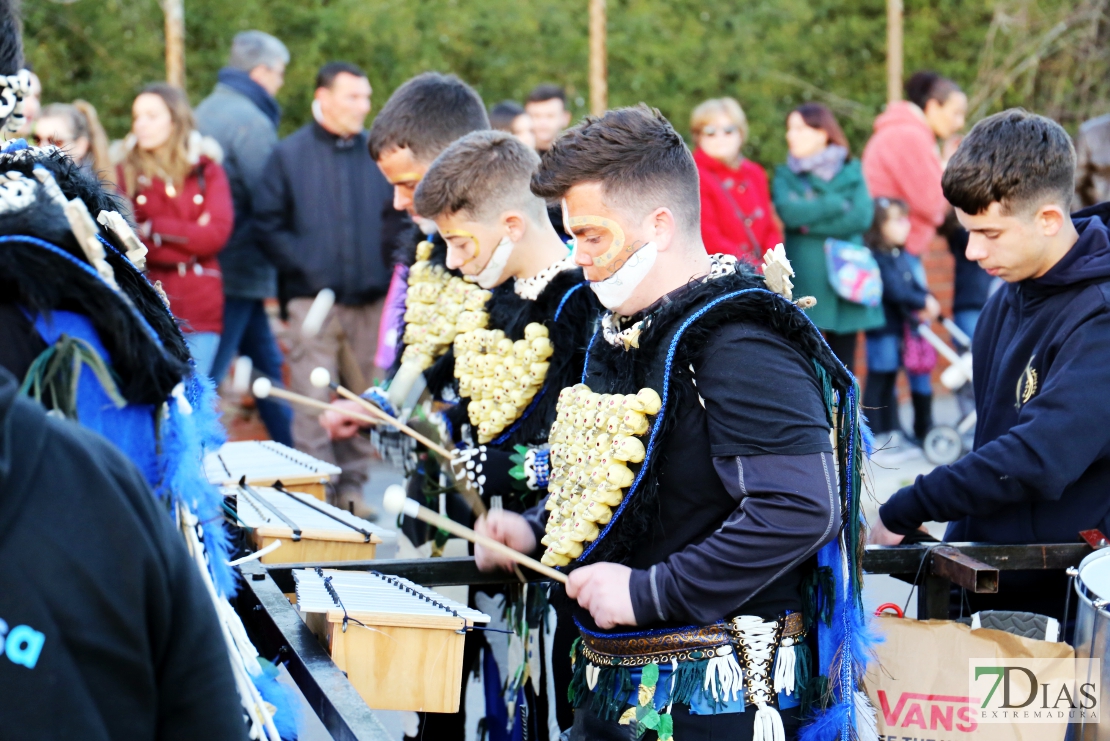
top-left (217, 67), bottom-right (281, 128)
top-left (786, 143), bottom-right (848, 182)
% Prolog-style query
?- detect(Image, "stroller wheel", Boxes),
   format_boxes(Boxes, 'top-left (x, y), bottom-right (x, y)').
top-left (924, 426), bottom-right (963, 465)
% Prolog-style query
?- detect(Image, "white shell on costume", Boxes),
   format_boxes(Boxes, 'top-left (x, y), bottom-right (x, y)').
top-left (540, 382), bottom-right (659, 567)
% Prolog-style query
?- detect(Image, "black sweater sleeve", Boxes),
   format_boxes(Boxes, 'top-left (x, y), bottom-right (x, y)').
top-left (627, 323), bottom-right (839, 625)
top-left (629, 452), bottom-right (840, 625)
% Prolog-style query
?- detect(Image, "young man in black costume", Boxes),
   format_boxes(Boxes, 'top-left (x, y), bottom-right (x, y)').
top-left (475, 106), bottom-right (875, 741)
top-left (326, 128), bottom-right (601, 740)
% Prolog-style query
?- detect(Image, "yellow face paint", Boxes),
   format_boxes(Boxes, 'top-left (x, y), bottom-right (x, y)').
top-left (387, 172), bottom-right (424, 186)
top-left (562, 198), bottom-right (642, 280)
top-left (440, 228), bottom-right (481, 265)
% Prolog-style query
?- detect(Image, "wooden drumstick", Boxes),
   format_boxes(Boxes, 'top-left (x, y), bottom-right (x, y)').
top-left (306, 369), bottom-right (488, 518)
top-left (306, 368), bottom-right (454, 460)
top-left (253, 377), bottom-right (381, 427)
top-left (382, 486), bottom-right (567, 584)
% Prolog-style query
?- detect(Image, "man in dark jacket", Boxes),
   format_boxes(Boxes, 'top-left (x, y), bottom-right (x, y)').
top-left (196, 30), bottom-right (293, 446)
top-left (255, 61), bottom-right (414, 515)
top-left (0, 367), bottom-right (246, 740)
top-left (873, 110), bottom-right (1110, 617)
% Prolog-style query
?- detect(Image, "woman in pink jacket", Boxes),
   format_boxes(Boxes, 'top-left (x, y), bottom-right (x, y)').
top-left (861, 71), bottom-right (966, 261)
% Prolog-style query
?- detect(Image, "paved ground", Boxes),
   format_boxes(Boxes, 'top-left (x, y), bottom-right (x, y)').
top-left (258, 394), bottom-right (962, 739)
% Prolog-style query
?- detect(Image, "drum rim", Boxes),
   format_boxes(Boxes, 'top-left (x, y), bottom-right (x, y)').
top-left (1075, 548), bottom-right (1110, 606)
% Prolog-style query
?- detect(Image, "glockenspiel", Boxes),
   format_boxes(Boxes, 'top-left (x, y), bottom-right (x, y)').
top-left (230, 484), bottom-right (392, 564)
top-left (294, 568), bottom-right (490, 713)
top-left (205, 440), bottom-right (341, 500)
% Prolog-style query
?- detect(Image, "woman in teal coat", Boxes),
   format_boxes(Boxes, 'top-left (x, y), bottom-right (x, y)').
top-left (772, 103), bottom-right (884, 373)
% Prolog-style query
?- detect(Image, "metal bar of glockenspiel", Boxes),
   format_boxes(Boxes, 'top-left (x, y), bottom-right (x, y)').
top-left (239, 481), bottom-right (302, 541)
top-left (236, 561), bottom-right (393, 741)
top-left (272, 482), bottom-right (376, 542)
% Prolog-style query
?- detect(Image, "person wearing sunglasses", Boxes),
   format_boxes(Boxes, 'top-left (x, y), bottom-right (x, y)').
top-left (691, 97), bottom-right (783, 266)
top-left (33, 101), bottom-right (112, 182)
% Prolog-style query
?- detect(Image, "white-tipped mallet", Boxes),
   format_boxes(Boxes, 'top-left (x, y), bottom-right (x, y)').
top-left (252, 377), bottom-right (273, 398)
top-left (301, 288), bottom-right (336, 338)
top-left (307, 366), bottom-right (460, 465)
top-left (381, 485), bottom-right (566, 583)
top-left (231, 356), bottom-right (254, 395)
top-left (251, 376), bottom-right (381, 426)
top-left (309, 366), bottom-right (332, 390)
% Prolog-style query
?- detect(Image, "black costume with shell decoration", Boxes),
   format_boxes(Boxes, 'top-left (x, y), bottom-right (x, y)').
top-left (538, 250), bottom-right (876, 741)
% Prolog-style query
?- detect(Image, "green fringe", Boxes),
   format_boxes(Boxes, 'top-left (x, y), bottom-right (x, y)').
top-left (811, 360), bottom-right (837, 429)
top-left (814, 361), bottom-right (867, 609)
top-left (568, 639), bottom-right (588, 707)
top-left (590, 665), bottom-right (634, 722)
top-left (793, 641), bottom-right (814, 712)
top-left (801, 672), bottom-right (830, 712)
top-left (670, 658), bottom-right (709, 707)
top-left (801, 566), bottom-right (835, 630)
top-left (20, 335), bottom-right (127, 419)
top-left (843, 379), bottom-right (867, 608)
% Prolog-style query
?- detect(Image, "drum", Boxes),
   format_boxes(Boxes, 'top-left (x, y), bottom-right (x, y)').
top-left (1071, 548), bottom-right (1110, 740)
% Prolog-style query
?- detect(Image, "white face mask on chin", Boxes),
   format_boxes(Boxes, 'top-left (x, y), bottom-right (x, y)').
top-left (589, 242), bottom-right (658, 310)
top-left (465, 236), bottom-right (516, 289)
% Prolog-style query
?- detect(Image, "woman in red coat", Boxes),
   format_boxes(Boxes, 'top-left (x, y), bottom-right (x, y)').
top-left (691, 97), bottom-right (783, 265)
top-left (116, 83), bottom-right (233, 377)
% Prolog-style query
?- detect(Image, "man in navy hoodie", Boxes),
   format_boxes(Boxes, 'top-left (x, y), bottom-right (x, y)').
top-left (872, 109), bottom-right (1110, 617)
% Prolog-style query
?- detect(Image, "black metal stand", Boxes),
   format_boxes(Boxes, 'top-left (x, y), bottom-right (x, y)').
top-left (237, 542), bottom-right (1094, 739)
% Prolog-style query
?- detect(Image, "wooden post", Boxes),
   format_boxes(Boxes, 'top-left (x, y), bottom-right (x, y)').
top-left (886, 0), bottom-right (903, 104)
top-left (162, 0), bottom-right (186, 89)
top-left (588, 0), bottom-right (607, 115)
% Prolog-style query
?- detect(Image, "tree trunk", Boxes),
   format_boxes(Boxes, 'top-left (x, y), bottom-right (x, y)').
top-left (886, 0), bottom-right (903, 104)
top-left (589, 0), bottom-right (607, 115)
top-left (162, 0), bottom-right (185, 89)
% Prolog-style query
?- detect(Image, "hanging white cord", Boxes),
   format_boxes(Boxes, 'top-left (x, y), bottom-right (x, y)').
top-left (180, 506), bottom-right (282, 741)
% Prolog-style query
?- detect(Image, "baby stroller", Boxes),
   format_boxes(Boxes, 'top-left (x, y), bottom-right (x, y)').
top-left (915, 318), bottom-right (975, 465)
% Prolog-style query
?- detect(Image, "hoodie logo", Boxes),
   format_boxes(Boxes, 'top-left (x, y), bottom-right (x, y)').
top-left (1016, 355), bottom-right (1038, 408)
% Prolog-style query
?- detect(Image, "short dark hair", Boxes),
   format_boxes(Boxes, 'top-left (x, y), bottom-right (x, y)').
top-left (942, 108), bottom-right (1075, 216)
top-left (315, 61), bottom-right (366, 90)
top-left (367, 72), bottom-right (489, 164)
top-left (490, 100), bottom-right (525, 132)
top-left (414, 130), bottom-right (544, 222)
top-left (791, 103), bottom-right (850, 153)
top-left (905, 71), bottom-right (962, 110)
top-left (526, 84), bottom-right (566, 106)
top-left (530, 104), bottom-right (700, 234)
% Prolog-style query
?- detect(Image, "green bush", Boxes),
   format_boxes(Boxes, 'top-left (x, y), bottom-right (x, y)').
top-left (23, 0), bottom-right (1101, 169)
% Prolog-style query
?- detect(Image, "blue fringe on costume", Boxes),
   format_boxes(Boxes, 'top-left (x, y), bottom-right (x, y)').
top-left (798, 385), bottom-right (881, 741)
top-left (161, 371), bottom-right (236, 597)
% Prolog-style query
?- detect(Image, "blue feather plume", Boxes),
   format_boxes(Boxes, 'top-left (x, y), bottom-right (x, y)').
top-left (157, 370), bottom-right (237, 597)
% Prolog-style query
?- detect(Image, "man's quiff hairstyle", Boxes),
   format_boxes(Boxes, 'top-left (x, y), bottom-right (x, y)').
top-left (530, 104), bottom-right (700, 233)
top-left (943, 108), bottom-right (1075, 216)
top-left (414, 130), bottom-right (545, 222)
top-left (368, 72), bottom-right (489, 164)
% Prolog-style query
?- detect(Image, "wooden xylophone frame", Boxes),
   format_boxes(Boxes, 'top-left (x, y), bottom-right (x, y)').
top-left (234, 484), bottom-right (384, 565)
top-left (235, 544), bottom-right (1095, 740)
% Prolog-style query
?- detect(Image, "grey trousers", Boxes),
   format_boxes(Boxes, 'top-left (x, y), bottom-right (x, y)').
top-left (284, 297), bottom-right (384, 508)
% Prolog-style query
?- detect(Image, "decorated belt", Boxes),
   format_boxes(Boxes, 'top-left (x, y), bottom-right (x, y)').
top-left (579, 612), bottom-right (804, 668)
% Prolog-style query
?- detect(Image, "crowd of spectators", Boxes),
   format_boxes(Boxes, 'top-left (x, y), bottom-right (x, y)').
top-left (24, 30), bottom-right (1110, 469)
